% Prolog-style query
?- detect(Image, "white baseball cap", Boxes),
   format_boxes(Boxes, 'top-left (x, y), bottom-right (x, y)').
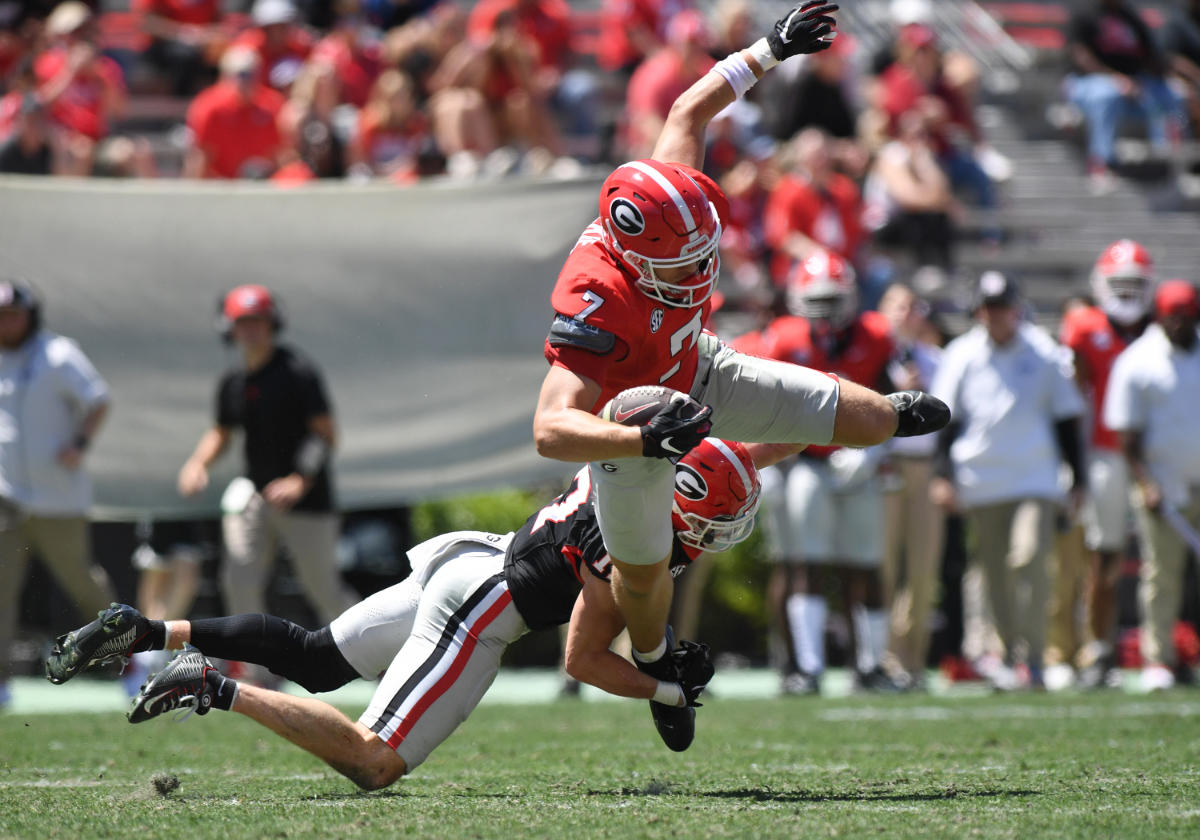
top-left (252, 0), bottom-right (298, 27)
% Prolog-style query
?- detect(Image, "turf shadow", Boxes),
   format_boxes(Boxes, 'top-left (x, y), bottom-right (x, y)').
top-left (700, 787), bottom-right (1041, 803)
top-left (584, 786), bottom-right (1040, 803)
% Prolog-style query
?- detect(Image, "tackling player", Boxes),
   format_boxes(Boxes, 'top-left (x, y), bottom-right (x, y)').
top-left (46, 437), bottom-right (765, 789)
top-left (1059, 240), bottom-right (1156, 687)
top-left (756, 251), bottom-right (899, 694)
top-left (532, 0), bottom-right (949, 733)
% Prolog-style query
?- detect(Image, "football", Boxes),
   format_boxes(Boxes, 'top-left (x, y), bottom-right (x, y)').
top-left (599, 385), bottom-right (702, 427)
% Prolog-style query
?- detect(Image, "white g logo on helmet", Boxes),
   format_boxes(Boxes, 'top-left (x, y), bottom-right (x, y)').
top-left (674, 464), bottom-right (708, 501)
top-left (609, 198), bottom-right (645, 237)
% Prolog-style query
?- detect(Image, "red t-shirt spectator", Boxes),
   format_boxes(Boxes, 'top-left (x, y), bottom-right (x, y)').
top-left (187, 80), bottom-right (285, 177)
top-left (0, 91), bottom-right (23, 139)
top-left (625, 47), bottom-right (714, 151)
top-left (879, 62), bottom-right (977, 154)
top-left (597, 0), bottom-right (679, 72)
top-left (132, 0), bottom-right (221, 26)
top-left (357, 108), bottom-right (431, 177)
top-left (231, 26), bottom-right (313, 90)
top-left (764, 173), bottom-right (863, 283)
top-left (271, 159), bottom-right (316, 185)
top-left (311, 32), bottom-right (382, 109)
top-left (467, 0), bottom-right (572, 72)
top-left (33, 47), bottom-right (125, 140)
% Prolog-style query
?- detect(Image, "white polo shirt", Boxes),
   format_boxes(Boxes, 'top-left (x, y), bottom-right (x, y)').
top-left (0, 331), bottom-right (109, 516)
top-left (932, 322), bottom-right (1084, 509)
top-left (1103, 323), bottom-right (1200, 507)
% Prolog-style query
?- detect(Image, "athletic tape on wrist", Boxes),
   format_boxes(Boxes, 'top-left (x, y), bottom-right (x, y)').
top-left (653, 680), bottom-right (685, 707)
top-left (749, 37), bottom-right (779, 71)
top-left (712, 53), bottom-right (758, 99)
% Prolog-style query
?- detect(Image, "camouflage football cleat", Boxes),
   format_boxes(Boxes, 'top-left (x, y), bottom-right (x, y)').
top-left (45, 603), bottom-right (155, 685)
top-left (128, 648), bottom-right (227, 724)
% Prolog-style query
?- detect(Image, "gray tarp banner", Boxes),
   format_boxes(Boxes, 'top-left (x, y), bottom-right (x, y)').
top-left (0, 174), bottom-right (604, 518)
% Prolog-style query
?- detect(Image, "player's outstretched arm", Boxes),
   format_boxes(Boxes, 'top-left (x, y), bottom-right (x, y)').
top-left (652, 0), bottom-right (839, 168)
top-left (564, 573), bottom-right (687, 706)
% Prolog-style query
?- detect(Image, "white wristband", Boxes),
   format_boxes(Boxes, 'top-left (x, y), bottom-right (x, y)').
top-left (712, 53), bottom-right (758, 99)
top-left (748, 37), bottom-right (779, 72)
top-left (653, 681), bottom-right (685, 707)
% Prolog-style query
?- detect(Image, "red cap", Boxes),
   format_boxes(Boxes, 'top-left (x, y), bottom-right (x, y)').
top-left (224, 284), bottom-right (276, 321)
top-left (667, 9), bottom-right (710, 47)
top-left (1155, 280), bottom-right (1199, 319)
top-left (899, 23), bottom-right (937, 49)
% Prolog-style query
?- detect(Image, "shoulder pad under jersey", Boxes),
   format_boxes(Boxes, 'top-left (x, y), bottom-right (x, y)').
top-left (548, 314), bottom-right (617, 355)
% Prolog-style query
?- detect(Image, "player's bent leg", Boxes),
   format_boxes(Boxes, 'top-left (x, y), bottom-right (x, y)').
top-left (611, 557), bottom-right (674, 655)
top-left (831, 380), bottom-right (900, 447)
top-left (233, 685), bottom-right (407, 791)
top-left (176, 614), bottom-right (360, 693)
top-left (359, 547), bottom-right (525, 774)
top-left (588, 455), bottom-right (678, 653)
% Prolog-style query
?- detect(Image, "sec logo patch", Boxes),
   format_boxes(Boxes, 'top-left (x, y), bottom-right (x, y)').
top-left (650, 308), bottom-right (664, 333)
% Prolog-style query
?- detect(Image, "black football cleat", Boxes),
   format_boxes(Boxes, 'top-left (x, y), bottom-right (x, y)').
top-left (887, 391), bottom-right (951, 437)
top-left (780, 669), bottom-right (821, 697)
top-left (45, 603), bottom-right (155, 685)
top-left (635, 627), bottom-right (695, 752)
top-left (853, 666), bottom-right (909, 694)
top-left (128, 648), bottom-right (226, 723)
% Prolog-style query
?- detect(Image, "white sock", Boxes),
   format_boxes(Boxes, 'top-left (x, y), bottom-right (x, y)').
top-left (786, 594), bottom-right (827, 674)
top-left (633, 637), bottom-right (668, 663)
top-left (852, 606), bottom-right (890, 673)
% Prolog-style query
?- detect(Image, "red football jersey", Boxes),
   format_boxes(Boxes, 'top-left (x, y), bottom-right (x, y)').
top-left (546, 221), bottom-right (714, 411)
top-left (760, 309), bottom-right (894, 457)
top-left (1060, 305), bottom-right (1131, 452)
top-left (545, 164), bottom-right (729, 413)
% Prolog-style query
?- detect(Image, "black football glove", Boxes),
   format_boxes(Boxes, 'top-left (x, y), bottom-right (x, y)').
top-left (887, 390), bottom-right (951, 437)
top-left (671, 640), bottom-right (715, 707)
top-left (641, 396), bottom-right (713, 460)
top-left (766, 1), bottom-right (840, 61)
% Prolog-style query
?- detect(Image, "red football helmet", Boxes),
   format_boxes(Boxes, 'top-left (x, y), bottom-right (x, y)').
top-left (672, 438), bottom-right (761, 552)
top-left (1091, 239), bottom-right (1155, 326)
top-left (599, 159), bottom-right (722, 308)
top-left (223, 284), bottom-right (279, 323)
top-left (785, 249), bottom-right (858, 330)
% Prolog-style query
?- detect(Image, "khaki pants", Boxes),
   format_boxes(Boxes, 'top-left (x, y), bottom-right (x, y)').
top-left (1046, 523), bottom-right (1089, 667)
top-left (0, 514), bottom-right (116, 681)
top-left (881, 456), bottom-right (945, 675)
top-left (1135, 495), bottom-right (1200, 667)
top-left (222, 494), bottom-right (357, 624)
top-left (966, 498), bottom-right (1057, 667)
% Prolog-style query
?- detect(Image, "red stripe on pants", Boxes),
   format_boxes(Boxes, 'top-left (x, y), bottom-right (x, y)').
top-left (386, 589), bottom-right (513, 748)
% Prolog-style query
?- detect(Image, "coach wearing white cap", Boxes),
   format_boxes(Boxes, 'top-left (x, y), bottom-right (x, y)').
top-left (0, 278), bottom-right (115, 706)
top-left (930, 272), bottom-right (1086, 689)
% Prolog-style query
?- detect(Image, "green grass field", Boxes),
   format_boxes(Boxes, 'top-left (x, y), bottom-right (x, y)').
top-left (3, 686), bottom-right (1200, 839)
